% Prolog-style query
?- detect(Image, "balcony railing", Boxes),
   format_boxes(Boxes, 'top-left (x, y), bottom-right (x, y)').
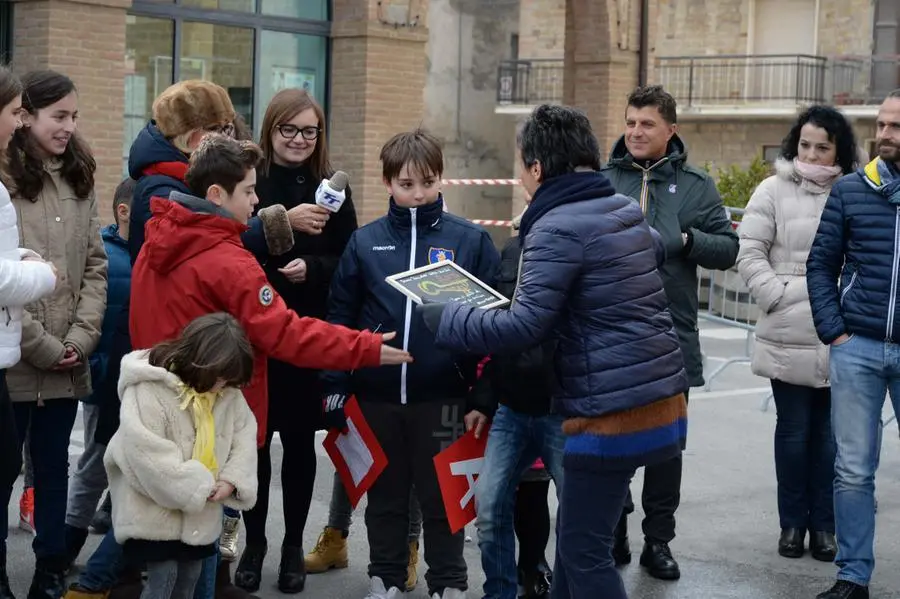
top-left (494, 55), bottom-right (894, 110)
top-left (656, 54), bottom-right (892, 108)
top-left (497, 59), bottom-right (564, 105)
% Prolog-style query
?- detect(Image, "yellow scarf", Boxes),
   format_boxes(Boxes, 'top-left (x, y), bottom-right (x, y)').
top-left (177, 383), bottom-right (219, 475)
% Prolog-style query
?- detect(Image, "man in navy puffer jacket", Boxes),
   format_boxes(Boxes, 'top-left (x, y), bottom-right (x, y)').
top-left (807, 90), bottom-right (900, 599)
top-left (422, 105), bottom-right (688, 599)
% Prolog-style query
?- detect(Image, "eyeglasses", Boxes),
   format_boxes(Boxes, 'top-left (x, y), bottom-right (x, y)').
top-left (276, 124), bottom-right (320, 141)
top-left (205, 123), bottom-right (236, 137)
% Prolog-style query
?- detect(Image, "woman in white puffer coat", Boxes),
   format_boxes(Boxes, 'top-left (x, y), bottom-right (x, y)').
top-left (737, 105), bottom-right (859, 565)
top-left (0, 65), bottom-right (58, 599)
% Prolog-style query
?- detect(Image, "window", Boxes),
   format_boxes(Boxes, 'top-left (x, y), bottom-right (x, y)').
top-left (124, 16), bottom-right (175, 175)
top-left (181, 22), bottom-right (254, 125)
top-left (182, 0), bottom-right (255, 11)
top-left (260, 0), bottom-right (327, 20)
top-left (256, 30), bottom-right (327, 128)
top-left (762, 145), bottom-right (781, 164)
top-left (872, 0), bottom-right (900, 100)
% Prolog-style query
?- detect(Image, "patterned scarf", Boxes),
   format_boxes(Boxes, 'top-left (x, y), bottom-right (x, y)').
top-left (177, 383), bottom-right (219, 475)
top-left (863, 157), bottom-right (900, 205)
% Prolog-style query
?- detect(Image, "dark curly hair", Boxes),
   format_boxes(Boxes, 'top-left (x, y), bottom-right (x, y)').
top-left (780, 105), bottom-right (858, 174)
top-left (7, 70), bottom-right (96, 201)
top-left (517, 104), bottom-right (602, 180)
top-left (627, 85), bottom-right (678, 124)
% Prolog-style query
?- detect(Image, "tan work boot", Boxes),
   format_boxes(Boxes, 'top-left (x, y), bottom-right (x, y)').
top-left (63, 585), bottom-right (110, 599)
top-left (219, 514), bottom-right (241, 562)
top-left (304, 527), bottom-right (349, 573)
top-left (406, 538), bottom-right (420, 592)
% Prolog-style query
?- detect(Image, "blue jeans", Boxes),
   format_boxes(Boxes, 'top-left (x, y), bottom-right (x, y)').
top-left (829, 334), bottom-right (900, 586)
top-left (475, 406), bottom-right (565, 599)
top-left (552, 463), bottom-right (634, 599)
top-left (79, 528), bottom-right (123, 591)
top-left (771, 380), bottom-right (835, 532)
top-left (5, 399), bottom-right (79, 561)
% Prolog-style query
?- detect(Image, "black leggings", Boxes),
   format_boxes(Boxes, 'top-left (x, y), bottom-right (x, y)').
top-left (243, 425), bottom-right (317, 548)
top-left (514, 479), bottom-right (551, 572)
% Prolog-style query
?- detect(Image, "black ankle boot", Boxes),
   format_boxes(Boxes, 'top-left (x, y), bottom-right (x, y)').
top-left (612, 514), bottom-right (631, 566)
top-left (0, 545), bottom-right (15, 599)
top-left (234, 543), bottom-right (267, 593)
top-left (778, 528), bottom-right (805, 559)
top-left (64, 525), bottom-right (90, 571)
top-left (278, 546), bottom-right (306, 594)
top-left (519, 561), bottom-right (552, 599)
top-left (810, 531), bottom-right (837, 562)
top-left (26, 559), bottom-right (65, 599)
top-left (639, 542), bottom-right (680, 580)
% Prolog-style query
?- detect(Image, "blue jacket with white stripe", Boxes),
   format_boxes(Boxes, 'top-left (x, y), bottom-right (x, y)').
top-left (321, 197), bottom-right (500, 404)
top-left (808, 159), bottom-right (900, 345)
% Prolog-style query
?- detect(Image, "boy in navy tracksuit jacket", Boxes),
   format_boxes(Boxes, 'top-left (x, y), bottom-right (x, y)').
top-left (321, 130), bottom-right (500, 599)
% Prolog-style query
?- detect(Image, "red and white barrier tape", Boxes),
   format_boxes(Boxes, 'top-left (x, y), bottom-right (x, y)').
top-left (442, 178), bottom-right (521, 185)
top-left (470, 219), bottom-right (515, 227)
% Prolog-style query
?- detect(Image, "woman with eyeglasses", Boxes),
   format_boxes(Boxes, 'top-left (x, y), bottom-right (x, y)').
top-left (234, 88), bottom-right (358, 595)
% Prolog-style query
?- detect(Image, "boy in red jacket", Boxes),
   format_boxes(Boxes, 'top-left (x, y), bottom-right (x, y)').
top-left (129, 134), bottom-right (412, 447)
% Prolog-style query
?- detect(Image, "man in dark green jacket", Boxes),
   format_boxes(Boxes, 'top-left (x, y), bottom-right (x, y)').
top-left (601, 85), bottom-right (738, 581)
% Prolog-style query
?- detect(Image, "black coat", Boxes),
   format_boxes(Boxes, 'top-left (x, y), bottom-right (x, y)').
top-left (253, 163), bottom-right (357, 429)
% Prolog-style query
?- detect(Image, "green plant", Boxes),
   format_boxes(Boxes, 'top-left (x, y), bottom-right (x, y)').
top-left (707, 154), bottom-right (772, 215)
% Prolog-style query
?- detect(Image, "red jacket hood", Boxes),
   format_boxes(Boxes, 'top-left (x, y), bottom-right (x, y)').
top-left (144, 193), bottom-right (249, 275)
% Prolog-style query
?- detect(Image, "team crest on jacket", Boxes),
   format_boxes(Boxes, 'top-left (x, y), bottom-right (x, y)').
top-left (429, 247), bottom-right (454, 264)
top-left (258, 285), bottom-right (274, 307)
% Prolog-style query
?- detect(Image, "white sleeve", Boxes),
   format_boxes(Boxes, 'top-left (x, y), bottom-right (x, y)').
top-left (0, 258), bottom-right (56, 307)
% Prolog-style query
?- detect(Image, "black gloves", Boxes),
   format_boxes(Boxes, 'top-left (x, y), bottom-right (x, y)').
top-left (322, 393), bottom-right (349, 433)
top-left (417, 302), bottom-right (448, 334)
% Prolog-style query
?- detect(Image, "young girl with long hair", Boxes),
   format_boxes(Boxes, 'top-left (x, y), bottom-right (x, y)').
top-left (2, 69), bottom-right (106, 599)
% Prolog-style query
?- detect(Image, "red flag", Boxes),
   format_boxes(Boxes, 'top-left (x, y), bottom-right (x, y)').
top-left (433, 424), bottom-right (491, 534)
top-left (322, 397), bottom-right (388, 509)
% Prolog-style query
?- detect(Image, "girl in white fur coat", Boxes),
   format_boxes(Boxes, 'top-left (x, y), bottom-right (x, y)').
top-left (104, 313), bottom-right (258, 599)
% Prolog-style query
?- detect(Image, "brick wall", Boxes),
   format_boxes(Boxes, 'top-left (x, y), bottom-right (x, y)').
top-left (330, 0), bottom-right (430, 224)
top-left (519, 0), bottom-right (565, 59)
top-left (680, 118), bottom-right (878, 171)
top-left (817, 0), bottom-right (874, 56)
top-left (12, 0), bottom-right (128, 223)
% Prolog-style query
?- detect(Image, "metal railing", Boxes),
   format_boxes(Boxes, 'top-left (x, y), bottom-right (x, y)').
top-left (496, 59), bottom-right (564, 105)
top-left (656, 54), bottom-right (893, 107)
top-left (656, 54), bottom-right (829, 106)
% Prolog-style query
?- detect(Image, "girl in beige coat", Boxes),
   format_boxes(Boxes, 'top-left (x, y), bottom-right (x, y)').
top-left (106, 313), bottom-right (258, 599)
top-left (737, 105), bottom-right (859, 563)
top-left (1, 69), bottom-right (107, 599)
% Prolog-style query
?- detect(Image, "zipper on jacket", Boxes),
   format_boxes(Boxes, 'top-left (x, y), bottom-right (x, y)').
top-left (400, 208), bottom-right (417, 405)
top-left (840, 271), bottom-right (858, 307)
top-left (640, 169), bottom-right (650, 215)
top-left (887, 206), bottom-right (900, 341)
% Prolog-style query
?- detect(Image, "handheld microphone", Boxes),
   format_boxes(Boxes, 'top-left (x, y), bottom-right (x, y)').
top-left (315, 171), bottom-right (350, 213)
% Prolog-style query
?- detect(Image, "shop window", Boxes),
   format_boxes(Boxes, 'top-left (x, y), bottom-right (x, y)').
top-left (182, 0), bottom-right (255, 12)
top-left (255, 30), bottom-right (327, 129)
top-left (124, 15), bottom-right (175, 175)
top-left (181, 21), bottom-right (254, 127)
top-left (260, 0), bottom-right (327, 20)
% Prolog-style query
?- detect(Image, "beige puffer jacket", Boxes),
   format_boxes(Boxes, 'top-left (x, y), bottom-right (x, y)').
top-left (8, 161), bottom-right (108, 401)
top-left (737, 159), bottom-right (833, 388)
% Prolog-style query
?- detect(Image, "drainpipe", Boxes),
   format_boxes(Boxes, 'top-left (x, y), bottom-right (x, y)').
top-left (638, 0), bottom-right (650, 86)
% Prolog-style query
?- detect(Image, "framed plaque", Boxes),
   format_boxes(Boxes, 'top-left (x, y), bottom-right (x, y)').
top-left (385, 260), bottom-right (509, 309)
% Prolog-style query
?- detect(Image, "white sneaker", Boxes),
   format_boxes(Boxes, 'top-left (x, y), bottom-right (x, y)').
top-left (364, 576), bottom-right (404, 599)
top-left (432, 589), bottom-right (466, 599)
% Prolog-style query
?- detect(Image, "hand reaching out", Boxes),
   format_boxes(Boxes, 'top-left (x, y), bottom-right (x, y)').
top-left (378, 332), bottom-right (413, 365)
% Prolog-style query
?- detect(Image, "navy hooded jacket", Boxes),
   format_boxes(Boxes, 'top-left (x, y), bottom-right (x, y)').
top-left (434, 171), bottom-right (688, 419)
top-left (808, 159), bottom-right (900, 344)
top-left (321, 197), bottom-right (500, 405)
top-left (127, 122), bottom-right (272, 264)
